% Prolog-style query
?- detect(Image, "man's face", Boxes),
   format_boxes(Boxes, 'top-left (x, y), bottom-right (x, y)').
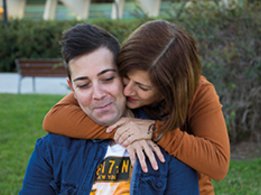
top-left (67, 47), bottom-right (126, 126)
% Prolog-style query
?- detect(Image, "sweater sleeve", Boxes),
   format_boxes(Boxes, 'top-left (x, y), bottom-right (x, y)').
top-left (155, 78), bottom-right (230, 180)
top-left (42, 92), bottom-right (114, 139)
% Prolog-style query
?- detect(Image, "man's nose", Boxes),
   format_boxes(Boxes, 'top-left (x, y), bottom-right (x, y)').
top-left (93, 84), bottom-right (106, 100)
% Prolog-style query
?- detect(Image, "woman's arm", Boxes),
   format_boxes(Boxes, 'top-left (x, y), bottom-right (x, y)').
top-left (154, 80), bottom-right (230, 180)
top-left (43, 81), bottom-right (229, 180)
top-left (109, 79), bottom-right (230, 180)
top-left (43, 93), bottom-right (164, 171)
top-left (43, 92), bottom-right (114, 139)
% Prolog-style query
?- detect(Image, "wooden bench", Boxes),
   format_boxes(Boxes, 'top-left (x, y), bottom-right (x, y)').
top-left (15, 59), bottom-right (67, 93)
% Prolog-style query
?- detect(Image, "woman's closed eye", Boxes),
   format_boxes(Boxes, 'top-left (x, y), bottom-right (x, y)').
top-left (138, 85), bottom-right (150, 91)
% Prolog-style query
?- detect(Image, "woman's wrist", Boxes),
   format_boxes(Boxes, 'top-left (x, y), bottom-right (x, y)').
top-left (152, 121), bottom-right (163, 143)
top-left (147, 122), bottom-right (157, 139)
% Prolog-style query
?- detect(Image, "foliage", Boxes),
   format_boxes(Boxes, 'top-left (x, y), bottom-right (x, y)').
top-left (0, 19), bottom-right (141, 72)
top-left (0, 2), bottom-right (260, 142)
top-left (174, 3), bottom-right (261, 143)
top-left (0, 20), bottom-right (76, 72)
top-left (0, 94), bottom-right (260, 194)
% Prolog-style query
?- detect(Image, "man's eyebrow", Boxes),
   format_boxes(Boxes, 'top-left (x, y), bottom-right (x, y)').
top-left (73, 76), bottom-right (89, 82)
top-left (97, 68), bottom-right (117, 76)
top-left (73, 69), bottom-right (117, 82)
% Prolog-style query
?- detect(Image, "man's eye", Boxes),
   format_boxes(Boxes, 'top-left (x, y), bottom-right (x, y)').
top-left (77, 84), bottom-right (89, 88)
top-left (103, 77), bottom-right (114, 82)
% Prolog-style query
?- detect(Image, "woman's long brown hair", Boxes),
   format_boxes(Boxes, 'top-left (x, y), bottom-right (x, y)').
top-left (118, 20), bottom-right (201, 133)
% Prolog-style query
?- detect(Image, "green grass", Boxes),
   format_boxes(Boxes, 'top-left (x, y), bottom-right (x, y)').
top-left (0, 93), bottom-right (63, 194)
top-left (0, 94), bottom-right (260, 194)
top-left (213, 159), bottom-right (261, 195)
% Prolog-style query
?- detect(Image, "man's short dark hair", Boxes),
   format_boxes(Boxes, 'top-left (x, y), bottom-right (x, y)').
top-left (61, 24), bottom-right (120, 80)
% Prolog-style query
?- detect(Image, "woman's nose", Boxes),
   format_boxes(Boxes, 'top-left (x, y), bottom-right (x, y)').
top-left (123, 81), bottom-right (135, 96)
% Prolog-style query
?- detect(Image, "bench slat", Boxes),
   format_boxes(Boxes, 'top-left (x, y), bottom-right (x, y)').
top-left (15, 58), bottom-right (68, 93)
top-left (16, 59), bottom-right (67, 77)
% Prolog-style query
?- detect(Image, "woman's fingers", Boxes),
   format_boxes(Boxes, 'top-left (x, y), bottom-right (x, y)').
top-left (106, 118), bottom-right (128, 133)
top-left (135, 143), bottom-right (148, 172)
top-left (116, 129), bottom-right (132, 145)
top-left (127, 140), bottom-right (165, 173)
top-left (127, 146), bottom-right (137, 168)
top-left (117, 131), bottom-right (133, 146)
top-left (120, 134), bottom-right (135, 147)
top-left (147, 140), bottom-right (165, 163)
top-left (141, 141), bottom-right (158, 171)
top-left (107, 118), bottom-right (154, 144)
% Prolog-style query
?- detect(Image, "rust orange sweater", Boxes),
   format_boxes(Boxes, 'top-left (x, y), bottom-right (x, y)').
top-left (43, 76), bottom-right (230, 195)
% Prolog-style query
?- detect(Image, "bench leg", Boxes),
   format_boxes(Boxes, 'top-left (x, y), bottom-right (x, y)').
top-left (32, 77), bottom-right (36, 93)
top-left (17, 76), bottom-right (22, 94)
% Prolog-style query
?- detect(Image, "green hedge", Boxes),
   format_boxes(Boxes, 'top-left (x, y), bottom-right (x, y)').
top-left (176, 3), bottom-right (261, 143)
top-left (0, 3), bottom-right (260, 143)
top-left (0, 19), bottom-right (143, 72)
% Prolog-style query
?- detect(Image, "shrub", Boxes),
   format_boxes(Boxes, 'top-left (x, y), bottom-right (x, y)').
top-left (0, 3), bottom-right (260, 143)
top-left (174, 3), bottom-right (261, 143)
top-left (0, 19), bottom-right (143, 72)
top-left (0, 20), bottom-right (77, 71)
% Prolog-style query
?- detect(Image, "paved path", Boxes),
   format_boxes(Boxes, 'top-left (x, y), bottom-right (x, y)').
top-left (0, 73), bottom-right (70, 95)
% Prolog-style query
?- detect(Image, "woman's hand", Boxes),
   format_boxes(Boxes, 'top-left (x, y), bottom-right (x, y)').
top-left (127, 139), bottom-right (165, 172)
top-left (107, 118), bottom-right (165, 172)
top-left (106, 117), bottom-right (155, 147)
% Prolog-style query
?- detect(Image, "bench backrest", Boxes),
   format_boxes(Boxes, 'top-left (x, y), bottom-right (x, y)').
top-left (16, 59), bottom-right (67, 77)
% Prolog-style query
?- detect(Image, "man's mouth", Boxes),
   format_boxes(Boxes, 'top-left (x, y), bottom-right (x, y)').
top-left (93, 102), bottom-right (113, 111)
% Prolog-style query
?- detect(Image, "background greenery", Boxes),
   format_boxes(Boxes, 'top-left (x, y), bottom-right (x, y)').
top-left (1, 2), bottom-right (260, 143)
top-left (0, 1), bottom-right (260, 194)
top-left (0, 94), bottom-right (260, 194)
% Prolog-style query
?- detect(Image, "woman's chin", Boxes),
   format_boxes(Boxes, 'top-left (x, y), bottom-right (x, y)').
top-left (126, 101), bottom-right (140, 109)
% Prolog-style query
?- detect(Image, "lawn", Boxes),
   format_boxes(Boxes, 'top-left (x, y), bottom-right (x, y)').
top-left (0, 94), bottom-right (260, 194)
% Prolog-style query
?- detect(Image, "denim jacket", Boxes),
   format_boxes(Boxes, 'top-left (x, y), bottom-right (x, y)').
top-left (20, 133), bottom-right (199, 195)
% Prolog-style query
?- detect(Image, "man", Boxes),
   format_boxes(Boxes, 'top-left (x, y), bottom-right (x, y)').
top-left (20, 24), bottom-right (199, 195)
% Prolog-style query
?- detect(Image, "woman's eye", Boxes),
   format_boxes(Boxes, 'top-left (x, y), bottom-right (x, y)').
top-left (139, 86), bottom-right (150, 91)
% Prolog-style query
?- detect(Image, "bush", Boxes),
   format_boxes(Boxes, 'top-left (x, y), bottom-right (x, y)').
top-left (174, 3), bottom-right (261, 143)
top-left (0, 20), bottom-right (77, 71)
top-left (0, 3), bottom-right (260, 143)
top-left (0, 19), bottom-right (141, 72)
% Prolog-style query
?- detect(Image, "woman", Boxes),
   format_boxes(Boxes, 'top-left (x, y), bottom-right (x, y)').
top-left (43, 20), bottom-right (230, 194)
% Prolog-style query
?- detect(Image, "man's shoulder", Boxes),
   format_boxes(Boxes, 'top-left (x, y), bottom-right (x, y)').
top-left (36, 133), bottom-right (86, 149)
top-left (38, 133), bottom-right (109, 149)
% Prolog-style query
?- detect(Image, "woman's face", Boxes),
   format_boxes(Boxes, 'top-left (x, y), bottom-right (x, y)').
top-left (123, 70), bottom-right (161, 109)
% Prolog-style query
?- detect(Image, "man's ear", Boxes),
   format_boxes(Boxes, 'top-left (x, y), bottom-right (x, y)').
top-left (67, 78), bottom-right (74, 92)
